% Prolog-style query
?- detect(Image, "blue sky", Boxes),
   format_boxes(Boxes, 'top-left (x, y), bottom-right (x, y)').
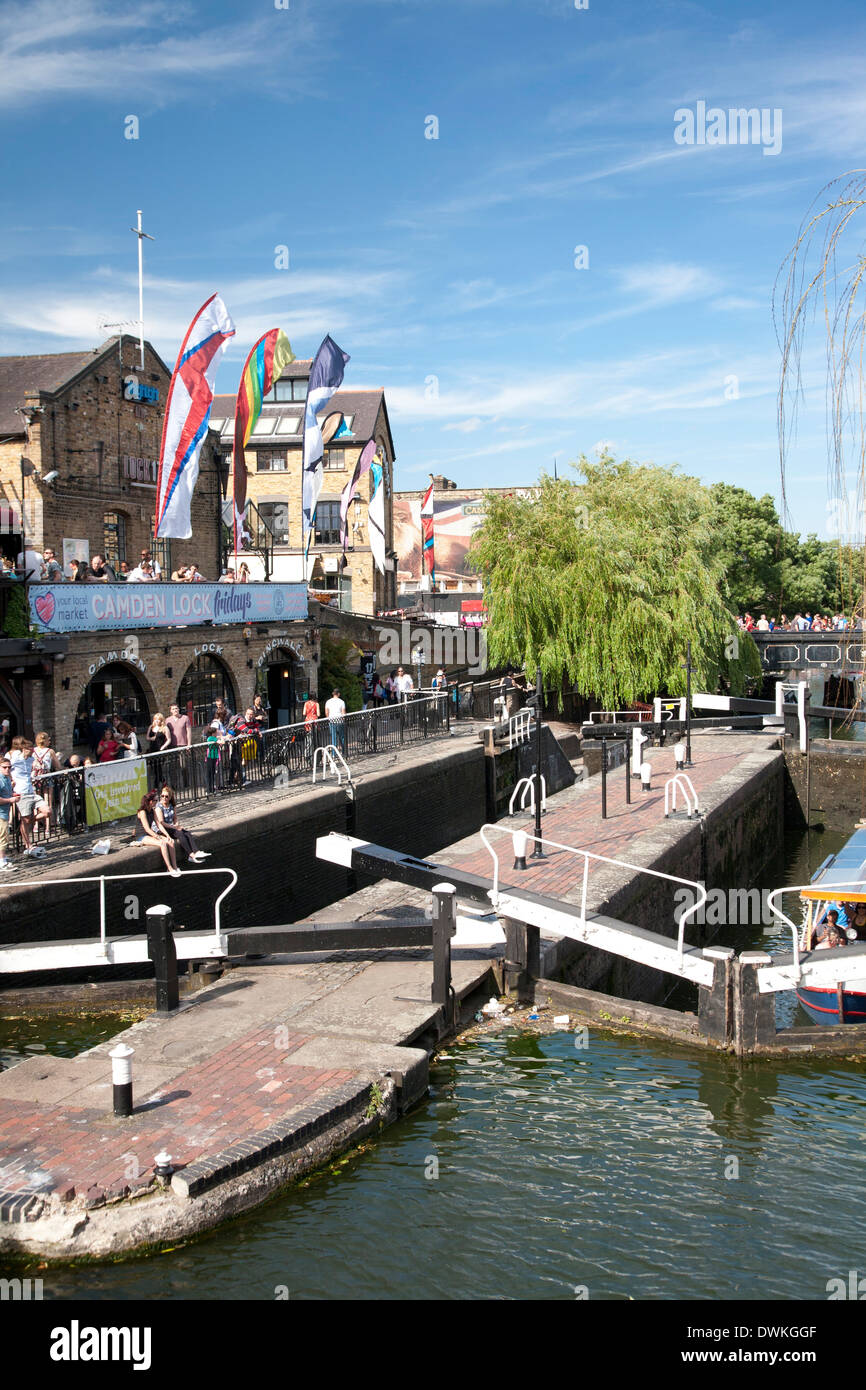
top-left (2, 0), bottom-right (865, 537)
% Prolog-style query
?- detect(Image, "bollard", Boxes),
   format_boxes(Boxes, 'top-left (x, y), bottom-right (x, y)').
top-left (674, 741), bottom-right (686, 771)
top-left (512, 830), bottom-right (529, 871)
top-left (154, 1151), bottom-right (173, 1183)
top-left (624, 738), bottom-right (631, 804)
top-left (145, 904), bottom-right (179, 1015)
top-left (431, 882), bottom-right (457, 1018)
top-left (631, 727), bottom-right (648, 778)
top-left (640, 761), bottom-right (652, 792)
top-left (110, 1043), bottom-right (134, 1118)
top-left (600, 737), bottom-right (608, 820)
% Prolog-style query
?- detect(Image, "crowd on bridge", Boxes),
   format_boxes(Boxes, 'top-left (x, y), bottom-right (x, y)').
top-left (738, 612), bottom-right (861, 633)
top-left (6, 545), bottom-right (259, 585)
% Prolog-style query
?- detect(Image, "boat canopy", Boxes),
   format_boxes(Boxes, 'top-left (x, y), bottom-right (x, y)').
top-left (802, 827), bottom-right (866, 903)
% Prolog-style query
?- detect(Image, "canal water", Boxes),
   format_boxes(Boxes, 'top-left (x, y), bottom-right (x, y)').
top-left (6, 823), bottom-right (866, 1300)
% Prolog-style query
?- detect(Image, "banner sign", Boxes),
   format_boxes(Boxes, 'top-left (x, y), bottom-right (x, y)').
top-left (85, 758), bottom-right (148, 828)
top-left (29, 582), bottom-right (308, 633)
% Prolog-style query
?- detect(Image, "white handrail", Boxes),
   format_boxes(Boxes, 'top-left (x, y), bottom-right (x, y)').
top-left (478, 822), bottom-right (708, 965)
top-left (664, 773), bottom-right (699, 818)
top-left (312, 744), bottom-right (352, 785)
top-left (766, 878), bottom-right (866, 982)
top-left (0, 867), bottom-right (237, 951)
top-left (507, 709), bottom-right (534, 749)
top-left (588, 709), bottom-right (653, 723)
top-left (508, 774), bottom-right (547, 817)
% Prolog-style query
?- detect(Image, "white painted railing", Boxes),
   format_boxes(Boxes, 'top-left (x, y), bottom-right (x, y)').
top-left (508, 774), bottom-right (547, 817)
top-left (312, 744), bottom-right (352, 785)
top-left (506, 709), bottom-right (534, 748)
top-left (664, 773), bottom-right (699, 818)
top-left (478, 822), bottom-right (708, 966)
top-left (588, 709), bottom-right (653, 723)
top-left (0, 866), bottom-right (237, 956)
top-left (765, 879), bottom-right (866, 982)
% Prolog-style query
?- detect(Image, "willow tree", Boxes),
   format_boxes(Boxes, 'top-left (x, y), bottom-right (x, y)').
top-left (469, 453), bottom-right (761, 708)
top-left (774, 171), bottom-right (866, 628)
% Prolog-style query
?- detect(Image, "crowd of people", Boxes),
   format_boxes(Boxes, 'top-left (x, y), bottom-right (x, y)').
top-left (5, 545), bottom-right (259, 585)
top-left (738, 612), bottom-right (861, 632)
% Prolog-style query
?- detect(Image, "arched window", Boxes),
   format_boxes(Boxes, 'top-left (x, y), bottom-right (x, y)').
top-left (177, 654), bottom-right (235, 728)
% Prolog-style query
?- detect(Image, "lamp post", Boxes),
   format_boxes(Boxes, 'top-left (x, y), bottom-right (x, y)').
top-left (681, 640), bottom-right (694, 768)
top-left (19, 457), bottom-right (36, 573)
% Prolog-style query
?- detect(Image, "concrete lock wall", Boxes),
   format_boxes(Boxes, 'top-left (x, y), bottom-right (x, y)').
top-left (783, 741), bottom-right (866, 831)
top-left (0, 740), bottom-right (488, 958)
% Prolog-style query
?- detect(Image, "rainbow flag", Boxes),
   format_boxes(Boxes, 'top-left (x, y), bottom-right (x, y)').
top-left (421, 478), bottom-right (435, 583)
top-left (232, 328), bottom-right (294, 542)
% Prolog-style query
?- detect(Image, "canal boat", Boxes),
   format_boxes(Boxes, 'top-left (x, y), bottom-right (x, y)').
top-left (796, 826), bottom-right (866, 1024)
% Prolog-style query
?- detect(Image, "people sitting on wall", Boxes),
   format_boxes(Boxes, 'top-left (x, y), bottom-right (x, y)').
top-left (171, 565), bottom-right (189, 582)
top-left (153, 785), bottom-right (209, 864)
top-left (42, 547), bottom-right (64, 582)
top-left (16, 546), bottom-right (44, 581)
top-left (218, 568), bottom-right (236, 583)
top-left (135, 789), bottom-right (180, 877)
top-left (139, 548), bottom-right (161, 579)
top-left (70, 559), bottom-right (89, 582)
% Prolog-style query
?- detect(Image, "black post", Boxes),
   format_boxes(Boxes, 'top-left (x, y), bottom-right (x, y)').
top-left (145, 904), bottom-right (179, 1015)
top-left (110, 1043), bottom-right (134, 1118)
top-left (684, 640), bottom-right (693, 768)
top-left (600, 736), bottom-right (608, 820)
top-left (532, 667), bottom-right (545, 858)
top-left (624, 737), bottom-right (631, 804)
top-left (431, 882), bottom-right (456, 1020)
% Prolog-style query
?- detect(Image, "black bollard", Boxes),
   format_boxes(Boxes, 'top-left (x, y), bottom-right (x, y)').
top-left (624, 737), bottom-right (631, 804)
top-left (601, 737), bottom-right (608, 819)
top-left (431, 882), bottom-right (456, 1015)
top-left (110, 1043), bottom-right (134, 1117)
top-left (146, 904), bottom-right (179, 1015)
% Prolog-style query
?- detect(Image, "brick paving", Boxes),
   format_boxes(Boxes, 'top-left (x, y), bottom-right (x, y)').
top-left (438, 737), bottom-right (753, 901)
top-left (0, 1026), bottom-right (356, 1202)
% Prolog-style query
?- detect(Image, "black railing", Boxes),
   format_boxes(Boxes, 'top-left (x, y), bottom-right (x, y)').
top-left (17, 695), bottom-right (451, 847)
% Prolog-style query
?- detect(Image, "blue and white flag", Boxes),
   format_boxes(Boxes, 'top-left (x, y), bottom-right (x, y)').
top-left (155, 294), bottom-right (235, 539)
top-left (302, 335), bottom-right (350, 541)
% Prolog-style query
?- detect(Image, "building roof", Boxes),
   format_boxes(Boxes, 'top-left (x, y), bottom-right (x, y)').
top-left (0, 336), bottom-right (172, 435)
top-left (211, 386), bottom-right (394, 457)
top-left (0, 349), bottom-right (104, 434)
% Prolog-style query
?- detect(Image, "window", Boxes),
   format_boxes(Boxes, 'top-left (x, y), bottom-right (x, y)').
top-left (322, 570), bottom-right (352, 612)
top-left (314, 500), bottom-right (341, 546)
top-left (275, 417), bottom-right (300, 435)
top-left (259, 501), bottom-right (289, 545)
top-left (251, 416), bottom-right (276, 436)
top-left (177, 654), bottom-right (234, 730)
top-left (149, 524), bottom-right (171, 577)
top-left (256, 453), bottom-right (288, 472)
top-left (103, 512), bottom-right (127, 569)
top-left (324, 448), bottom-right (345, 471)
top-left (265, 379), bottom-right (307, 403)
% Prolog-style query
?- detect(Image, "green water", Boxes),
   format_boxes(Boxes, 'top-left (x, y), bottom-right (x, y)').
top-left (0, 1012), bottom-right (134, 1072)
top-left (6, 825), bottom-right (866, 1300)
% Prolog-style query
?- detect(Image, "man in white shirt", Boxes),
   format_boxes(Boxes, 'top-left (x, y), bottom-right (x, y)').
top-left (16, 547), bottom-right (44, 581)
top-left (139, 548), bottom-right (161, 578)
top-left (396, 667), bottom-right (414, 701)
top-left (324, 688), bottom-right (347, 753)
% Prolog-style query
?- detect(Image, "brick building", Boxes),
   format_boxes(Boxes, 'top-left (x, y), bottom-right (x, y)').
top-left (0, 336), bottom-right (315, 747)
top-left (211, 359), bottom-right (398, 616)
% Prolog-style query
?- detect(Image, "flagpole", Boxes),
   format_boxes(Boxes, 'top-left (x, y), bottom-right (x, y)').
top-left (129, 210), bottom-right (154, 372)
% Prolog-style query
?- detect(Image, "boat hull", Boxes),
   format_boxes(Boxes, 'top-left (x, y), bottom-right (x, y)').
top-left (796, 984), bottom-right (866, 1025)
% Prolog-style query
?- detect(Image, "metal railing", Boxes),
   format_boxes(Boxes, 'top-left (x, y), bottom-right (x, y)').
top-left (17, 696), bottom-right (450, 847)
top-left (664, 773), bottom-right (699, 818)
top-left (0, 866), bottom-right (237, 958)
top-left (478, 821), bottom-right (708, 965)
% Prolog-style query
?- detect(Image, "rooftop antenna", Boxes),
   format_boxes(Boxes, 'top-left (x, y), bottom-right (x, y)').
top-left (129, 210), bottom-right (155, 371)
top-left (98, 318), bottom-right (139, 365)
top-left (553, 456), bottom-right (558, 480)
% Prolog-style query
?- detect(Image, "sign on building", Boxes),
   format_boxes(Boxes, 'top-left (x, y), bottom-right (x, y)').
top-left (29, 582), bottom-right (308, 633)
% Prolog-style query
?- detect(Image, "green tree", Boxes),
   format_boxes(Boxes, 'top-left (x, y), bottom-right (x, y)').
top-left (778, 533), bottom-right (859, 615)
top-left (469, 453), bottom-right (762, 708)
top-left (318, 632), bottom-right (363, 712)
top-left (708, 483), bottom-right (785, 614)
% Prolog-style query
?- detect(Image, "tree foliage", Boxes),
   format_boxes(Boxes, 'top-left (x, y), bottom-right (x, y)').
top-left (469, 453), bottom-right (762, 708)
top-left (318, 632), bottom-right (363, 712)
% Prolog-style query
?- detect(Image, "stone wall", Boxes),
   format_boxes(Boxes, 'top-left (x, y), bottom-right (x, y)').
top-left (783, 739), bottom-right (866, 831)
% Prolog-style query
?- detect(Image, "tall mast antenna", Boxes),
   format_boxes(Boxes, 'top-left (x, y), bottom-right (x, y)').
top-left (130, 210), bottom-right (155, 371)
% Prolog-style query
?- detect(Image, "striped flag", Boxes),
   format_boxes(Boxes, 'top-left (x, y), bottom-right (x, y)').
top-left (340, 438), bottom-right (377, 550)
top-left (368, 452), bottom-right (386, 574)
top-left (155, 294), bottom-right (236, 539)
top-left (421, 477), bottom-right (435, 582)
top-left (302, 335), bottom-right (350, 542)
top-left (232, 329), bottom-right (295, 540)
